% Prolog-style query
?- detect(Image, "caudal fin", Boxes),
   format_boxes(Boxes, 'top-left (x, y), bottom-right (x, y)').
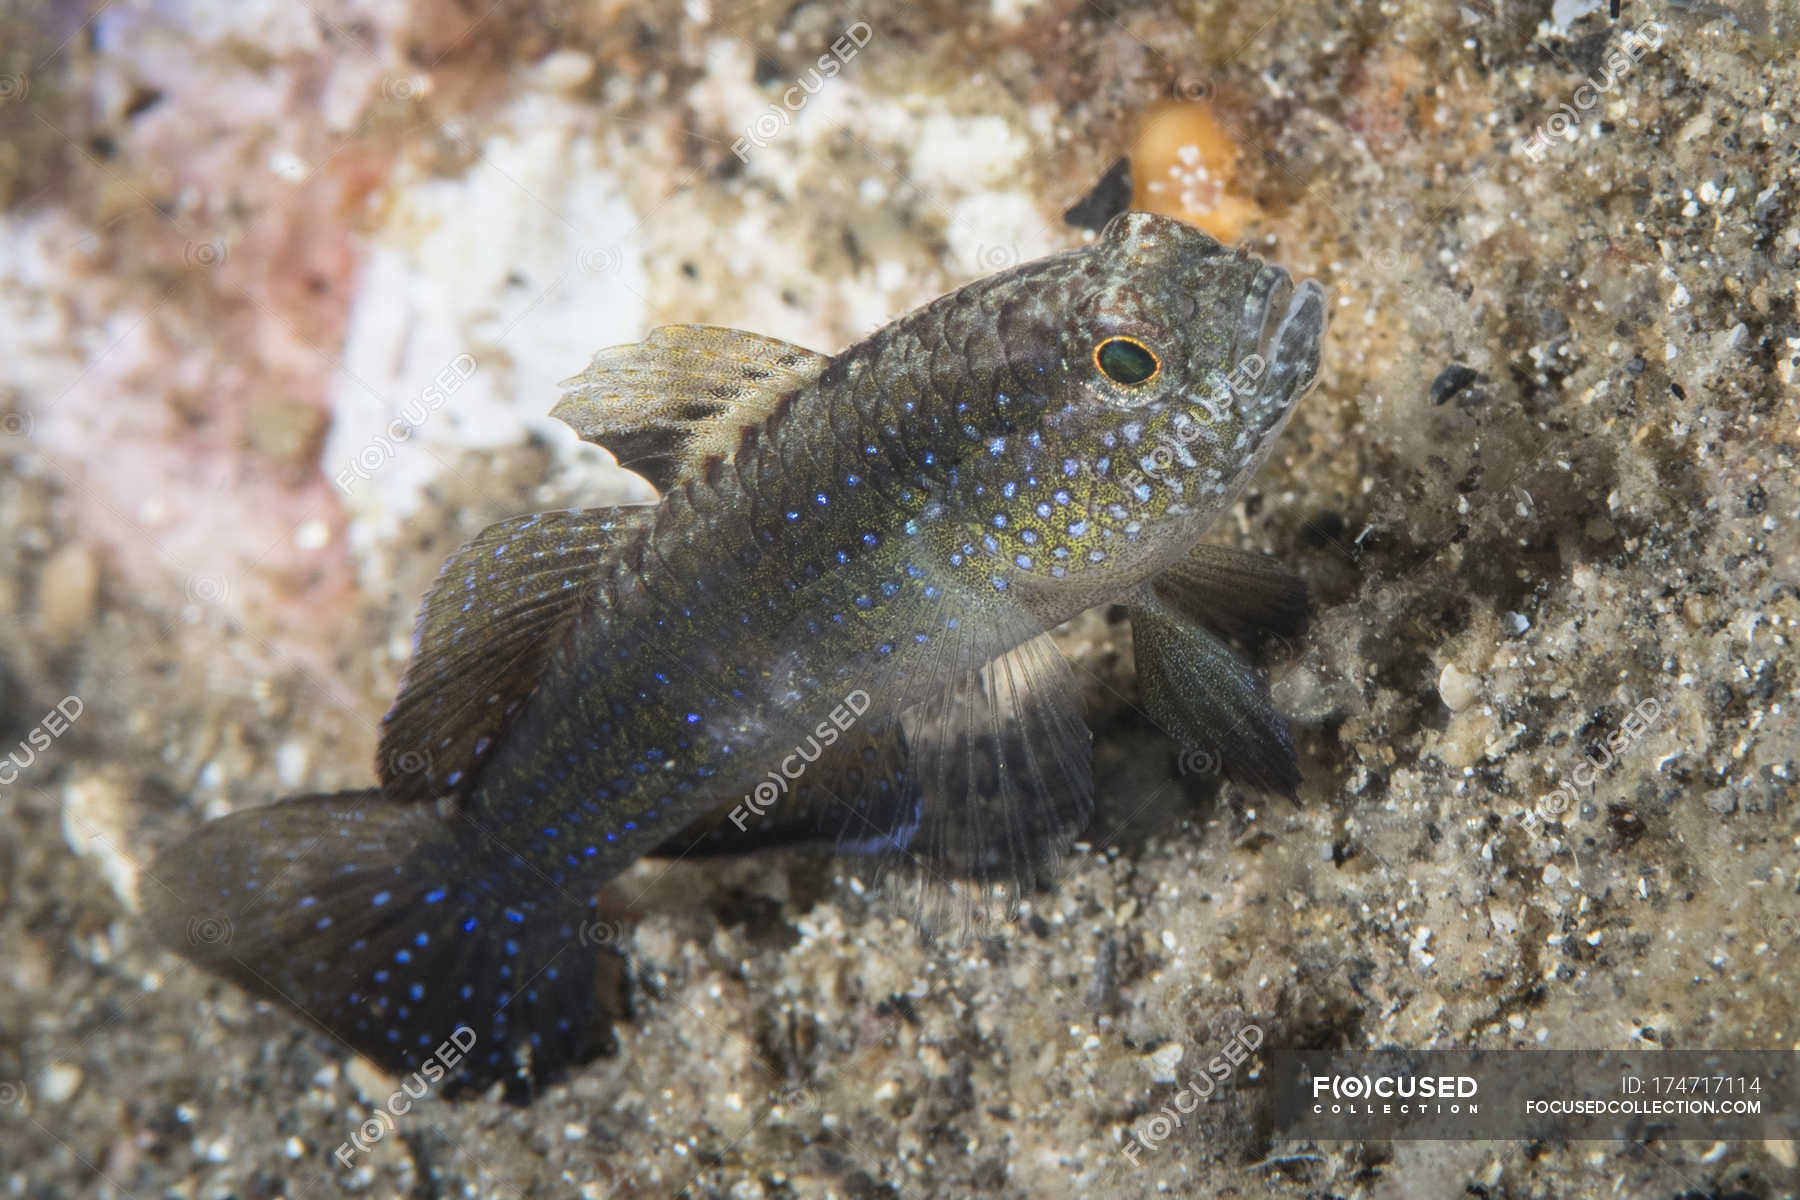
top-left (140, 791), bottom-right (602, 1093)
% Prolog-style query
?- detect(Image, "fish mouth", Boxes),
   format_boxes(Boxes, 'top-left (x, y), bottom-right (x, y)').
top-left (1237, 265), bottom-right (1327, 442)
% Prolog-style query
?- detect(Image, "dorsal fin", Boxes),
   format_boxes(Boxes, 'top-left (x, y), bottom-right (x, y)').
top-left (552, 325), bottom-right (829, 493)
top-left (377, 507), bottom-right (651, 806)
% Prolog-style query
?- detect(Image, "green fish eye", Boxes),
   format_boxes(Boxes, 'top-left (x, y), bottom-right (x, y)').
top-left (1094, 337), bottom-right (1160, 385)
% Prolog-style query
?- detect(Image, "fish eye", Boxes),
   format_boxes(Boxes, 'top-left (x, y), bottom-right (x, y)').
top-left (1094, 337), bottom-right (1160, 386)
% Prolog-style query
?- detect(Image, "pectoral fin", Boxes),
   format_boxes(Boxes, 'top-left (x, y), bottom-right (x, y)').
top-left (553, 325), bottom-right (829, 493)
top-left (888, 629), bottom-right (1094, 895)
top-left (1129, 588), bottom-right (1300, 797)
top-left (650, 622), bottom-right (1096, 926)
top-left (662, 585), bottom-right (1096, 931)
top-left (837, 598), bottom-right (1095, 932)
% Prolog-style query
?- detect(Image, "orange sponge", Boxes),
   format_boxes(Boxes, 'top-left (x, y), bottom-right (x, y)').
top-left (1131, 98), bottom-right (1260, 242)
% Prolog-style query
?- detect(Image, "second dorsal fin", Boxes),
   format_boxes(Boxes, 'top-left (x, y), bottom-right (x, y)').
top-left (552, 325), bottom-right (830, 494)
top-left (377, 507), bottom-right (651, 806)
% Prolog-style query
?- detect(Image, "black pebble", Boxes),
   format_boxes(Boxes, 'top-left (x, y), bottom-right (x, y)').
top-left (1430, 363), bottom-right (1480, 406)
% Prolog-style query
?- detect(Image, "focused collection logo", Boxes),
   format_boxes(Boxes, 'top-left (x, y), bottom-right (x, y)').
top-left (1310, 1072), bottom-right (1480, 1116)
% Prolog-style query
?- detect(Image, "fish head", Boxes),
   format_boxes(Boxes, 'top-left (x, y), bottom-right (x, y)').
top-left (1068, 210), bottom-right (1327, 500)
top-left (969, 211), bottom-right (1326, 600)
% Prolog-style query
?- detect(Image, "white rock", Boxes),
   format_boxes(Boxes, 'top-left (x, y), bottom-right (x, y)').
top-left (325, 92), bottom-right (652, 549)
top-left (275, 739), bottom-right (309, 788)
top-left (40, 1062), bottom-right (82, 1104)
top-left (533, 50), bottom-right (596, 93)
top-left (1148, 1042), bottom-right (1185, 1084)
top-left (35, 544), bottom-right (99, 652)
top-left (1438, 663), bottom-right (1481, 712)
top-left (60, 773), bottom-right (139, 912)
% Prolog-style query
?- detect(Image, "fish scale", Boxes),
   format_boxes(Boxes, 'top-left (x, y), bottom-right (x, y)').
top-left (143, 211), bottom-right (1327, 1094)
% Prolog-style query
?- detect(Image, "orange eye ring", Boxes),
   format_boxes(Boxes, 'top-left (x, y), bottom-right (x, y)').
top-left (1094, 336), bottom-right (1161, 385)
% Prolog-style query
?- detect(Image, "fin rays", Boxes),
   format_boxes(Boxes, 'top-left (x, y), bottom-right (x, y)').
top-left (1128, 588), bottom-right (1300, 796)
top-left (378, 508), bottom-right (649, 807)
top-left (141, 792), bottom-right (600, 1093)
top-left (1148, 543), bottom-right (1307, 647)
top-left (844, 587), bottom-right (1095, 934)
top-left (554, 325), bottom-right (829, 494)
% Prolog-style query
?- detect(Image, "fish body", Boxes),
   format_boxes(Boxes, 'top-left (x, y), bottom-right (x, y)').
top-left (143, 212), bottom-right (1326, 1092)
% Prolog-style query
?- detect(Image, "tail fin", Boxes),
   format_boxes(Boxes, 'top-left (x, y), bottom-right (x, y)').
top-left (140, 791), bottom-right (601, 1094)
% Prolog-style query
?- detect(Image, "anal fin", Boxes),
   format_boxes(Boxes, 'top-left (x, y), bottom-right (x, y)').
top-left (646, 728), bottom-right (914, 861)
